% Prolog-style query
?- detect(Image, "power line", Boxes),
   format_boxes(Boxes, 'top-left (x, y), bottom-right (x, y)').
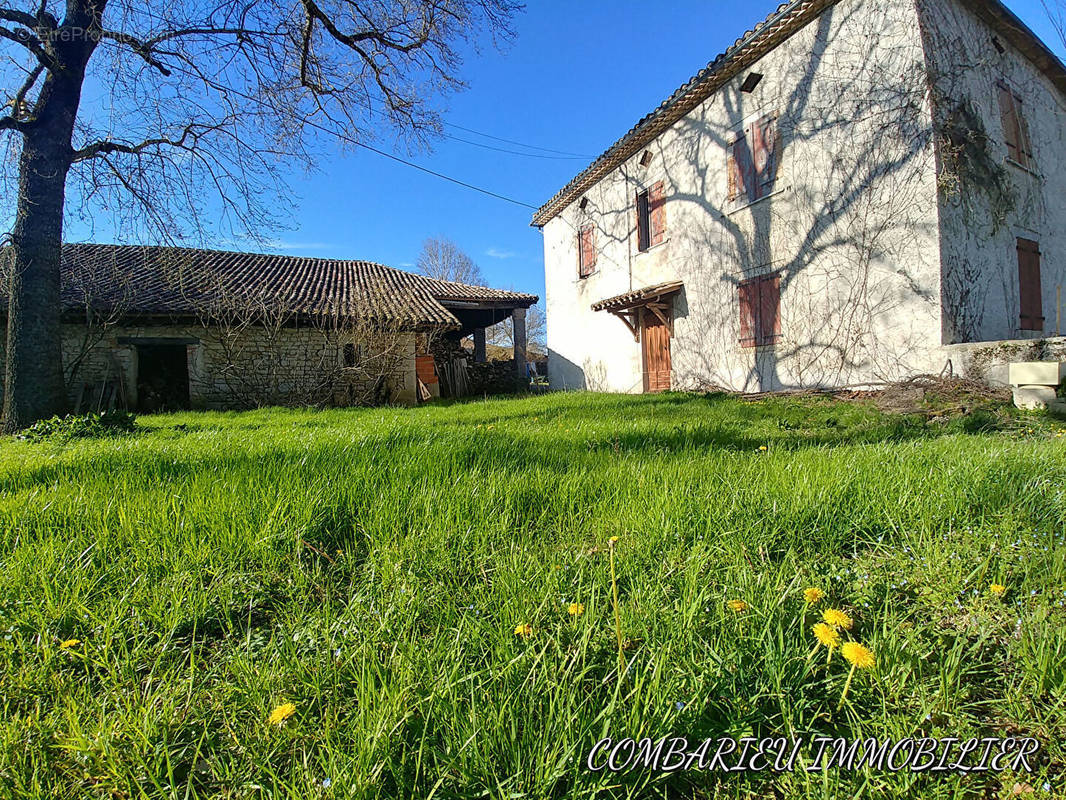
top-left (442, 131), bottom-right (589, 160)
top-left (337, 135), bottom-right (540, 210)
top-left (443, 122), bottom-right (595, 159)
top-left (157, 64), bottom-right (543, 211)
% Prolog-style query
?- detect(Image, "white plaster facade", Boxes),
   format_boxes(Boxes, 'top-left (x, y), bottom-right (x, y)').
top-left (539, 0), bottom-right (1066, 393)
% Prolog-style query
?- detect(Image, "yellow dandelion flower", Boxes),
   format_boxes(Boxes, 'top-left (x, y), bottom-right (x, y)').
top-left (840, 641), bottom-right (875, 669)
top-left (268, 702), bottom-right (296, 726)
top-left (758, 445), bottom-right (768, 451)
top-left (728, 599), bottom-right (749, 613)
top-left (567, 602), bottom-right (585, 617)
top-left (990, 583), bottom-right (1007, 597)
top-left (514, 623), bottom-right (533, 639)
top-left (803, 587), bottom-right (825, 605)
top-left (822, 608), bottom-right (853, 630)
top-left (837, 642), bottom-right (875, 708)
top-left (812, 622), bottom-right (840, 649)
top-left (608, 536), bottom-right (620, 545)
top-left (59, 639), bottom-right (81, 649)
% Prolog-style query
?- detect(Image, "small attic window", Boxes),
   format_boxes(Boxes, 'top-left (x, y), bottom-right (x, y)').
top-left (992, 36), bottom-right (1005, 54)
top-left (639, 150), bottom-right (653, 167)
top-left (578, 196), bottom-right (589, 210)
top-left (740, 72), bottom-right (764, 93)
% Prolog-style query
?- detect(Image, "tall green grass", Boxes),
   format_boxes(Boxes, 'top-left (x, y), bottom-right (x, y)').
top-left (0, 392), bottom-right (1063, 799)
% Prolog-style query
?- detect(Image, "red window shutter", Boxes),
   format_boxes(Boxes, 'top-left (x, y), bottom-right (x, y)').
top-left (738, 280), bottom-right (757, 347)
top-left (578, 225), bottom-right (596, 277)
top-left (1017, 238), bottom-right (1043, 330)
top-left (758, 275), bottom-right (781, 344)
top-left (636, 190), bottom-right (650, 252)
top-left (649, 181), bottom-right (666, 245)
top-left (754, 115), bottom-right (779, 191)
top-left (1015, 94), bottom-right (1033, 167)
top-left (730, 133), bottom-right (754, 202)
top-left (997, 84), bottom-right (1021, 162)
top-left (727, 147), bottom-right (739, 201)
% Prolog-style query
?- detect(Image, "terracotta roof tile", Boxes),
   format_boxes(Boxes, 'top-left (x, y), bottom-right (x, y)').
top-left (8, 244), bottom-right (536, 331)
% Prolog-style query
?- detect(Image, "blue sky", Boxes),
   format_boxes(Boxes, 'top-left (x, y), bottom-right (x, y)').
top-left (68, 0), bottom-right (1063, 301)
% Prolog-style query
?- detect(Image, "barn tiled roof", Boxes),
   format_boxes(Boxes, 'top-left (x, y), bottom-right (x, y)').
top-left (531, 0), bottom-right (1066, 229)
top-left (43, 244), bottom-right (536, 331)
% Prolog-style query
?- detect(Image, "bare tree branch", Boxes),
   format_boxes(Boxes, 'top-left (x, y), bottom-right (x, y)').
top-left (0, 25), bottom-right (52, 67)
top-left (98, 29), bottom-right (172, 75)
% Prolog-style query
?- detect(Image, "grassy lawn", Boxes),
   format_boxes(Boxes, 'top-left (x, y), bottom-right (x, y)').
top-left (1, 392), bottom-right (1065, 799)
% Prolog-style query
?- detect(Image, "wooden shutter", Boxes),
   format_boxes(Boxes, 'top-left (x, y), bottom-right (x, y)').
top-left (727, 146), bottom-right (738, 201)
top-left (1015, 94), bottom-right (1033, 167)
top-left (649, 181), bottom-right (666, 245)
top-left (636, 189), bottom-right (650, 252)
top-left (997, 83), bottom-right (1021, 163)
top-left (578, 225), bottom-right (596, 277)
top-left (1017, 238), bottom-right (1043, 330)
top-left (729, 132), bottom-right (753, 202)
top-left (758, 275), bottom-right (781, 344)
top-left (754, 115), bottom-right (779, 192)
top-left (738, 279), bottom-right (757, 347)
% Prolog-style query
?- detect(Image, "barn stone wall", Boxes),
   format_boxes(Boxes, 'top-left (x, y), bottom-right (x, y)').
top-left (55, 322), bottom-right (417, 411)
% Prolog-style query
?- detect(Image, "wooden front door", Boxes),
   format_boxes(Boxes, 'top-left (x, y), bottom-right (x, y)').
top-left (641, 309), bottom-right (672, 393)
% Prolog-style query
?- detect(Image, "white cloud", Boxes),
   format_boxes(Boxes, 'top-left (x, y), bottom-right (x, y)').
top-left (265, 240), bottom-right (333, 251)
top-left (485, 247), bottom-right (518, 260)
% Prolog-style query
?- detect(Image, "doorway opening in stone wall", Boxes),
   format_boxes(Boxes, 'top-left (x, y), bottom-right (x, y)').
top-left (135, 344), bottom-right (191, 412)
top-left (641, 307), bottom-right (672, 393)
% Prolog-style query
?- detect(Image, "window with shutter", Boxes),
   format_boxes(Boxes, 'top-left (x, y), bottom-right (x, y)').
top-left (649, 181), bottom-right (666, 245)
top-left (997, 83), bottom-right (1033, 168)
top-left (578, 224), bottom-right (597, 278)
top-left (729, 118), bottom-right (778, 204)
top-left (636, 189), bottom-right (651, 252)
top-left (738, 275), bottom-right (782, 347)
top-left (1017, 238), bottom-right (1043, 331)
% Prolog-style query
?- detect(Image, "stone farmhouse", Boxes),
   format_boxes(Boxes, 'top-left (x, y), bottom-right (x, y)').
top-left (535, 0), bottom-right (1066, 393)
top-left (1, 244), bottom-right (536, 411)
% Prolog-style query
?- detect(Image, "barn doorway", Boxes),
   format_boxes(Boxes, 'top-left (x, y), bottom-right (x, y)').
top-left (641, 308), bottom-right (672, 393)
top-left (136, 344), bottom-right (190, 412)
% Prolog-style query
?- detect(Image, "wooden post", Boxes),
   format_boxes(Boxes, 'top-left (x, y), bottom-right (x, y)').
top-left (512, 307), bottom-right (527, 381)
top-left (473, 327), bottom-right (487, 363)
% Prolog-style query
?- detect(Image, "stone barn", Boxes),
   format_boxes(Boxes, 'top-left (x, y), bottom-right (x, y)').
top-left (1, 243), bottom-right (537, 411)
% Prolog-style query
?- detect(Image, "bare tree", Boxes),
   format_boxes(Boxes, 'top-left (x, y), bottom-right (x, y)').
top-left (0, 0), bottom-right (520, 431)
top-left (416, 236), bottom-right (485, 285)
top-left (487, 300), bottom-right (545, 354)
top-left (1042, 0), bottom-right (1066, 51)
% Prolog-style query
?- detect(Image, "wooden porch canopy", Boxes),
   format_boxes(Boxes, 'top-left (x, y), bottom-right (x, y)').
top-left (590, 280), bottom-right (683, 341)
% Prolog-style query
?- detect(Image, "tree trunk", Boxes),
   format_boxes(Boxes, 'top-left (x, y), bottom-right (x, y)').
top-left (3, 141), bottom-right (71, 431)
top-left (3, 4), bottom-right (101, 432)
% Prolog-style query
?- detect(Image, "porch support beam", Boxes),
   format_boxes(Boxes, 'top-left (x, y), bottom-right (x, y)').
top-left (473, 327), bottom-right (487, 363)
top-left (512, 307), bottom-right (527, 380)
top-left (610, 310), bottom-right (640, 341)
